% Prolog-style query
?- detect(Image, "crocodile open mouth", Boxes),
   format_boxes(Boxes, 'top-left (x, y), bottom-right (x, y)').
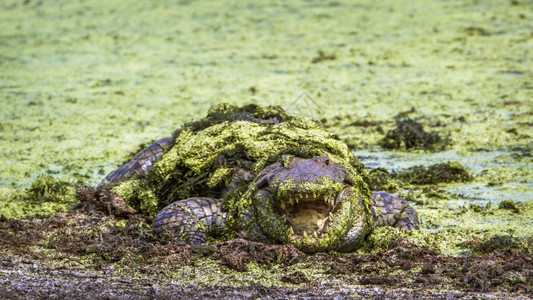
top-left (280, 187), bottom-right (350, 238)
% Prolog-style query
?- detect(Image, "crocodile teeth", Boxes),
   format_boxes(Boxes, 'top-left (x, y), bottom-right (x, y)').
top-left (303, 231), bottom-right (308, 239)
top-left (329, 212), bottom-right (334, 219)
top-left (313, 231), bottom-right (319, 238)
top-left (289, 226), bottom-right (295, 235)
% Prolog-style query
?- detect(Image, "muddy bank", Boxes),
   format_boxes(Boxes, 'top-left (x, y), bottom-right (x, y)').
top-left (1, 267), bottom-right (527, 299)
top-left (0, 209), bottom-right (531, 298)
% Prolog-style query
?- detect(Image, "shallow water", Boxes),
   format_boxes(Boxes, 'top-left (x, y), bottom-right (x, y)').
top-left (355, 149), bottom-right (533, 206)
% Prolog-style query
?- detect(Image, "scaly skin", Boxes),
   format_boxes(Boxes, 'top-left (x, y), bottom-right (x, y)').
top-left (103, 104), bottom-right (419, 253)
top-left (105, 137), bottom-right (172, 183)
top-left (151, 197), bottom-right (226, 244)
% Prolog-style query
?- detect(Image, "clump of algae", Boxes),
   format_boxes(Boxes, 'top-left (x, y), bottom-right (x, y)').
top-left (380, 118), bottom-right (448, 151)
top-left (498, 199), bottom-right (521, 214)
top-left (366, 167), bottom-right (400, 192)
top-left (365, 161), bottom-right (472, 192)
top-left (398, 161), bottom-right (472, 185)
top-left (1, 174), bottom-right (77, 219)
top-left (26, 174), bottom-right (75, 204)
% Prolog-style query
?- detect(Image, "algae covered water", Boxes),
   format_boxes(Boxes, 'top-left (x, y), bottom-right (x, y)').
top-left (0, 0), bottom-right (531, 297)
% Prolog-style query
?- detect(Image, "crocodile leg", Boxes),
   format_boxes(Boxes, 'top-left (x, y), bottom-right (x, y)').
top-left (370, 191), bottom-right (419, 230)
top-left (152, 197), bottom-right (227, 244)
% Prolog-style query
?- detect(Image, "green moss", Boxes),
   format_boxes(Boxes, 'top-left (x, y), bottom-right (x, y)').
top-left (461, 234), bottom-right (532, 254)
top-left (112, 179), bottom-right (158, 216)
top-left (499, 200), bottom-right (520, 214)
top-left (366, 168), bottom-right (399, 192)
top-left (118, 104), bottom-right (364, 216)
top-left (380, 118), bottom-right (448, 151)
top-left (0, 174), bottom-right (80, 218)
top-left (1, 175), bottom-right (77, 218)
top-left (398, 161), bottom-right (472, 185)
top-left (173, 103), bottom-right (290, 137)
top-left (26, 174), bottom-right (75, 204)
top-left (207, 167), bottom-right (233, 188)
top-left (111, 179), bottom-right (139, 202)
top-left (138, 189), bottom-right (159, 216)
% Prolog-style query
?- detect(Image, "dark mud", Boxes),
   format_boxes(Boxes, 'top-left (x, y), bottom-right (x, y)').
top-left (3, 269), bottom-right (522, 300)
top-left (0, 210), bottom-right (531, 299)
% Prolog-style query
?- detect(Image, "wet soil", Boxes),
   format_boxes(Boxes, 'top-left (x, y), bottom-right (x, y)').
top-left (0, 210), bottom-right (531, 299)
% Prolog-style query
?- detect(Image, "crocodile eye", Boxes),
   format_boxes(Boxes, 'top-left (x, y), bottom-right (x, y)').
top-left (281, 154), bottom-right (292, 168)
top-left (255, 164), bottom-right (283, 189)
top-left (255, 176), bottom-right (269, 189)
top-left (318, 153), bottom-right (330, 166)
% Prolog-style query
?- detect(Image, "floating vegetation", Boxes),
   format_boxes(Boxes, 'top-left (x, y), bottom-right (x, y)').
top-left (498, 200), bottom-right (521, 214)
top-left (398, 161), bottom-right (472, 185)
top-left (380, 118), bottom-right (448, 151)
top-left (460, 234), bottom-right (532, 254)
top-left (366, 161), bottom-right (472, 188)
top-left (365, 167), bottom-right (399, 192)
top-left (26, 174), bottom-right (75, 204)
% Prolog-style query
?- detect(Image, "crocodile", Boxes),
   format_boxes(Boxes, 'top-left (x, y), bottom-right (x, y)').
top-left (104, 103), bottom-right (418, 253)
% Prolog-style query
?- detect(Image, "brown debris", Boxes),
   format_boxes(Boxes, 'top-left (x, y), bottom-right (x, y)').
top-left (281, 271), bottom-right (309, 284)
top-left (213, 238), bottom-right (301, 271)
top-left (318, 238), bottom-right (532, 294)
top-left (0, 215), bottom-right (44, 253)
top-left (76, 185), bottom-right (137, 218)
top-left (0, 216), bottom-right (531, 297)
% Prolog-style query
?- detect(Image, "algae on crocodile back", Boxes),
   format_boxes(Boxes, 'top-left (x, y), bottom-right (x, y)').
top-left (112, 104), bottom-right (367, 219)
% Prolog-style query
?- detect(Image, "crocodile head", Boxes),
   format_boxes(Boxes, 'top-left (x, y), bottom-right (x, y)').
top-left (252, 153), bottom-right (371, 253)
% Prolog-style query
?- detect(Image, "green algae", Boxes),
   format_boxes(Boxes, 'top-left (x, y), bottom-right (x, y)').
top-left (115, 104), bottom-right (365, 217)
top-left (498, 199), bottom-right (521, 214)
top-left (398, 161), bottom-right (472, 185)
top-left (360, 198), bottom-right (533, 256)
top-left (380, 117), bottom-right (448, 151)
top-left (111, 179), bottom-right (159, 216)
top-left (365, 161), bottom-right (472, 193)
top-left (0, 174), bottom-right (77, 219)
top-left (26, 174), bottom-right (75, 204)
top-left (365, 168), bottom-right (400, 192)
top-left (0, 0), bottom-right (531, 296)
